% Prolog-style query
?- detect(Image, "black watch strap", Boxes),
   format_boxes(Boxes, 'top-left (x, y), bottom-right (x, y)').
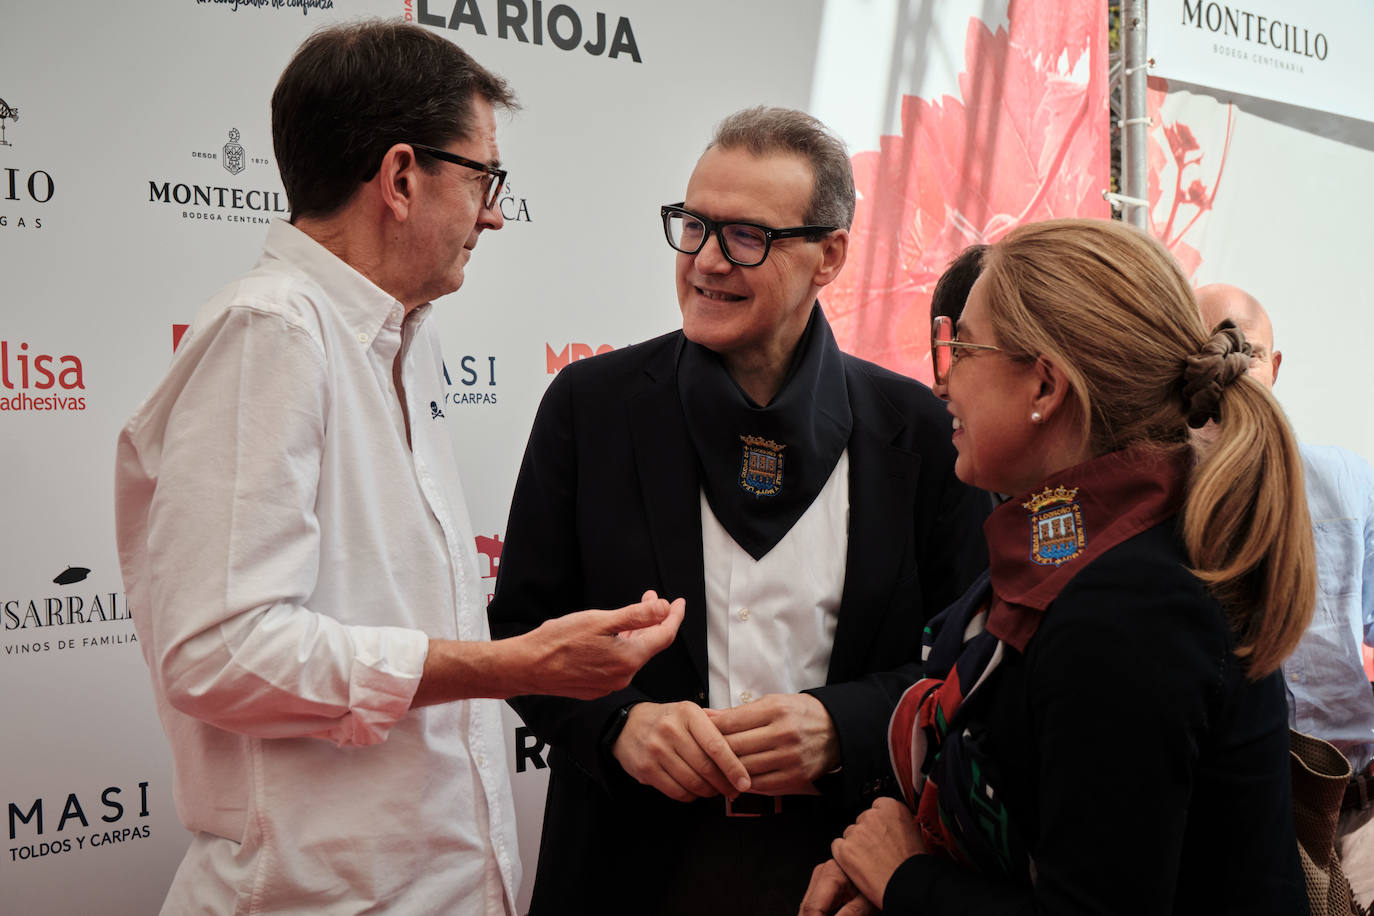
top-left (600, 701), bottom-right (639, 760)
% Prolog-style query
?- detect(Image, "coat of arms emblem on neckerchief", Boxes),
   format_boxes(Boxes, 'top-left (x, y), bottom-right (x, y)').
top-left (1023, 485), bottom-right (1085, 566)
top-left (738, 435), bottom-right (785, 497)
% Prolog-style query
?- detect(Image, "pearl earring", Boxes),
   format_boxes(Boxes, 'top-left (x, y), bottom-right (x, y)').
top-left (1031, 411), bottom-right (1043, 424)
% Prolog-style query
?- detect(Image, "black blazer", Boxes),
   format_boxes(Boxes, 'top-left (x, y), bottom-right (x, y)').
top-left (487, 330), bottom-right (989, 907)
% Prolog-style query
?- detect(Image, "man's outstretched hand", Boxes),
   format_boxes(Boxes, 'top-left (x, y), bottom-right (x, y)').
top-left (413, 590), bottom-right (684, 706)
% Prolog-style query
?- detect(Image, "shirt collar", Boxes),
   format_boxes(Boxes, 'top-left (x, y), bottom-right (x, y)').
top-left (259, 219), bottom-right (414, 350)
top-left (983, 445), bottom-right (1190, 650)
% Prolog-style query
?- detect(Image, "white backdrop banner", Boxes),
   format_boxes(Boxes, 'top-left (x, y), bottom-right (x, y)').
top-left (1, 1), bottom-right (1103, 912)
top-left (1148, 0), bottom-right (1374, 124)
top-left (1140, 73), bottom-right (1374, 465)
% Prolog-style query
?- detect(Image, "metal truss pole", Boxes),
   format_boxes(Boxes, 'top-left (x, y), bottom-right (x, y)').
top-left (1119, 0), bottom-right (1151, 229)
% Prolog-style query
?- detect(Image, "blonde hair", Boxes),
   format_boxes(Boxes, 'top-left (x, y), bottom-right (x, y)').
top-left (981, 218), bottom-right (1314, 678)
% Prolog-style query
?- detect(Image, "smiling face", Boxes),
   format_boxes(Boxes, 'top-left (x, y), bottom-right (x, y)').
top-left (676, 145), bottom-right (846, 395)
top-left (943, 275), bottom-right (1055, 496)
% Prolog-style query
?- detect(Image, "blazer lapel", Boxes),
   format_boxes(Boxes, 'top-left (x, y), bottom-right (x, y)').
top-left (827, 365), bottom-right (922, 683)
top-left (626, 338), bottom-right (709, 689)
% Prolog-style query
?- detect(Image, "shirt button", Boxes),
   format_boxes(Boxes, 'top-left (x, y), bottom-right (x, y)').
top-left (357, 332), bottom-right (370, 344)
top-left (738, 608), bottom-right (751, 622)
top-left (739, 690), bottom-right (753, 703)
top-left (476, 754), bottom-right (486, 768)
top-left (390, 307), bottom-right (403, 322)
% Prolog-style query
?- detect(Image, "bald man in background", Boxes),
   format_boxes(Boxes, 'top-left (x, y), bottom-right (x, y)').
top-left (1197, 283), bottom-right (1374, 907)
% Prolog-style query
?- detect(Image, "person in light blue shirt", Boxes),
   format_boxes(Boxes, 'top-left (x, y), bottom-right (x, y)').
top-left (1198, 283), bottom-right (1374, 908)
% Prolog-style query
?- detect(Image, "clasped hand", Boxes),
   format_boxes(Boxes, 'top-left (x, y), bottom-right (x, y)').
top-left (799, 797), bottom-right (927, 915)
top-left (612, 691), bottom-right (840, 801)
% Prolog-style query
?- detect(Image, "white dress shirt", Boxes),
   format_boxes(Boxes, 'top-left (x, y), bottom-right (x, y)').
top-left (115, 220), bottom-right (517, 914)
top-left (703, 451), bottom-right (849, 709)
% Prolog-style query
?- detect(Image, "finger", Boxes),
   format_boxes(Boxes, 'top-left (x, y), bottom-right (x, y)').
top-left (657, 751), bottom-right (725, 800)
top-left (799, 861), bottom-right (845, 916)
top-left (611, 597), bottom-right (676, 634)
top-left (707, 696), bottom-right (777, 736)
top-left (660, 597), bottom-right (685, 637)
top-left (686, 712), bottom-right (751, 793)
top-left (642, 761), bottom-right (706, 803)
top-left (720, 723), bottom-right (785, 759)
top-left (640, 589), bottom-right (660, 604)
top-left (837, 898), bottom-right (877, 916)
top-left (672, 726), bottom-right (746, 797)
top-left (743, 769), bottom-right (820, 796)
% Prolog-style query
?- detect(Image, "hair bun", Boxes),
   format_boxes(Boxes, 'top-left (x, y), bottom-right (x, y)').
top-left (1181, 319), bottom-right (1252, 428)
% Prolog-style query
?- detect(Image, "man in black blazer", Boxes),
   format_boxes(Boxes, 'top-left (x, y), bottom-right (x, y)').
top-left (488, 107), bottom-right (989, 915)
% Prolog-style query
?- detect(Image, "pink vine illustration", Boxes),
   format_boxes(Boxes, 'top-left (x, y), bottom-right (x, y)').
top-left (826, 0), bottom-right (1109, 384)
top-left (1145, 76), bottom-right (1234, 279)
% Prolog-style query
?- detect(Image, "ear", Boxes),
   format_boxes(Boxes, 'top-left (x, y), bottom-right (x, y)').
top-left (1270, 349), bottom-right (1282, 385)
top-left (374, 143), bottom-right (422, 223)
top-left (1029, 355), bottom-right (1074, 424)
top-left (811, 228), bottom-right (849, 288)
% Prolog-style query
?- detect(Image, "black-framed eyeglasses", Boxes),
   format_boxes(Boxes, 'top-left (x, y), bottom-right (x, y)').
top-left (660, 203), bottom-right (837, 268)
top-left (931, 315), bottom-right (1002, 385)
top-left (410, 142), bottom-right (507, 210)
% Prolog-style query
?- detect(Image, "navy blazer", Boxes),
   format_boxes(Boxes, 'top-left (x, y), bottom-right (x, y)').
top-left (487, 330), bottom-right (990, 907)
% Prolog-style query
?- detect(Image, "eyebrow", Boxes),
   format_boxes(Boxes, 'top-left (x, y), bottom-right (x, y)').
top-left (683, 204), bottom-right (790, 227)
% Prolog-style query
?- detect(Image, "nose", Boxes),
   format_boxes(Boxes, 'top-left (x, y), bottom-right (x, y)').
top-left (478, 195), bottom-right (505, 232)
top-left (693, 229), bottom-right (733, 275)
top-left (932, 378), bottom-right (949, 401)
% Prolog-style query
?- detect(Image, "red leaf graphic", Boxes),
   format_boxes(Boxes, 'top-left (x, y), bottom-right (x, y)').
top-left (1145, 77), bottom-right (1234, 280)
top-left (826, 2), bottom-right (1108, 383)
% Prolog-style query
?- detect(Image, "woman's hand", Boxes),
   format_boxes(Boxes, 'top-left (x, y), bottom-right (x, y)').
top-left (798, 858), bottom-right (877, 916)
top-left (829, 797), bottom-right (928, 906)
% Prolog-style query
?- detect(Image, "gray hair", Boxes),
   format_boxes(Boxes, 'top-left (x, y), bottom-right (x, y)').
top-left (708, 107), bottom-right (855, 230)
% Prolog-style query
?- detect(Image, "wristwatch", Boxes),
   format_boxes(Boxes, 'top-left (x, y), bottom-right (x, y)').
top-left (600, 701), bottom-right (640, 760)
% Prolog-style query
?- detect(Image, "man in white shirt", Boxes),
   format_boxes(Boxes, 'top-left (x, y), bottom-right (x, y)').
top-left (114, 23), bottom-right (682, 915)
top-left (487, 107), bottom-right (989, 914)
top-left (1197, 283), bottom-right (1374, 908)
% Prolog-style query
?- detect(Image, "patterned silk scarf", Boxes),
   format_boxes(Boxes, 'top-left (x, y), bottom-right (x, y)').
top-left (888, 445), bottom-right (1191, 878)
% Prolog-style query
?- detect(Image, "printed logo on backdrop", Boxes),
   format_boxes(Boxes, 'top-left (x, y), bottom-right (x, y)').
top-left (410, 0), bottom-right (642, 63)
top-left (1180, 1), bottom-right (1329, 72)
top-left (148, 126), bottom-right (288, 226)
top-left (1, 95), bottom-right (54, 232)
top-left (4, 565), bottom-right (134, 658)
top-left (0, 97), bottom-right (16, 147)
top-left (472, 531), bottom-right (552, 773)
top-left (546, 342), bottom-right (615, 375)
top-left (193, 0), bottom-right (336, 15)
top-left (496, 179), bottom-right (532, 224)
top-left (442, 355), bottom-right (498, 406)
top-left (476, 533), bottom-right (501, 606)
top-left (223, 128), bottom-right (246, 176)
top-left (7, 780), bottom-right (153, 865)
top-left (0, 340), bottom-right (86, 413)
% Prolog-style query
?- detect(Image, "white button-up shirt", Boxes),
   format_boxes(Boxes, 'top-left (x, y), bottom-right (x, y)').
top-left (703, 451), bottom-right (849, 709)
top-left (115, 220), bottom-right (517, 914)
top-left (1285, 443), bottom-right (1374, 772)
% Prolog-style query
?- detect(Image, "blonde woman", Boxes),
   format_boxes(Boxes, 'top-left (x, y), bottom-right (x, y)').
top-left (802, 219), bottom-right (1314, 915)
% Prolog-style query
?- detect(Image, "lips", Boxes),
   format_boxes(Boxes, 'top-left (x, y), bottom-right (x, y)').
top-left (695, 285), bottom-right (746, 302)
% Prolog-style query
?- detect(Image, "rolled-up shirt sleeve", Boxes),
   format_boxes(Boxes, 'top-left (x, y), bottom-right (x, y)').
top-left (130, 303), bottom-right (427, 746)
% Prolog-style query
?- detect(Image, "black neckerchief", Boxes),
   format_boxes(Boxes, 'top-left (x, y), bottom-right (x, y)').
top-left (677, 303), bottom-right (852, 560)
